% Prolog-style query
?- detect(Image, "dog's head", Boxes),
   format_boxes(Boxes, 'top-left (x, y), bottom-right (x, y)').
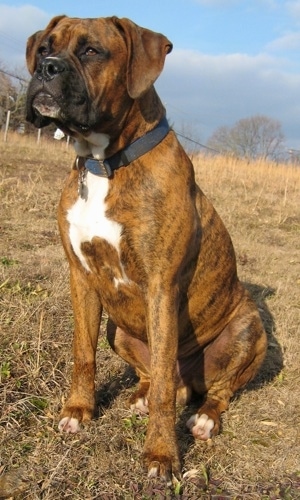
top-left (26, 15), bottom-right (172, 137)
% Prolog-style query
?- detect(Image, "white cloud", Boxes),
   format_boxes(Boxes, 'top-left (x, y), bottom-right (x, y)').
top-left (287, 0), bottom-right (300, 20)
top-left (0, 5), bottom-right (50, 68)
top-left (157, 48), bottom-right (300, 148)
top-left (266, 31), bottom-right (300, 52)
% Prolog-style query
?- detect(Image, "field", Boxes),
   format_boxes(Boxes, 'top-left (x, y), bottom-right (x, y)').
top-left (0, 133), bottom-right (299, 499)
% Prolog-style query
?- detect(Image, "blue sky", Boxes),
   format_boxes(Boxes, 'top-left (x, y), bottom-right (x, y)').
top-left (0, 0), bottom-right (300, 150)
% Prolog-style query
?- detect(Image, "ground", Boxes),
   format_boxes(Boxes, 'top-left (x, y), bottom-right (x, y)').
top-left (0, 134), bottom-right (299, 499)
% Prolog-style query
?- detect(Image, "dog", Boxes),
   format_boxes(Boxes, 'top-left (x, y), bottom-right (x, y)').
top-left (26, 15), bottom-right (267, 480)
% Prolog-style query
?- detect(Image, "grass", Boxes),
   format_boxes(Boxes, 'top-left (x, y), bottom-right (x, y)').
top-left (0, 133), bottom-right (299, 499)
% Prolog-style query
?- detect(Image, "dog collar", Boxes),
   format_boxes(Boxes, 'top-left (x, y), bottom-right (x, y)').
top-left (76, 116), bottom-right (170, 178)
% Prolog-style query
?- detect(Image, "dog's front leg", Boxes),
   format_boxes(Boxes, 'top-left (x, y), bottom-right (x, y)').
top-left (143, 282), bottom-right (180, 480)
top-left (59, 265), bottom-right (102, 433)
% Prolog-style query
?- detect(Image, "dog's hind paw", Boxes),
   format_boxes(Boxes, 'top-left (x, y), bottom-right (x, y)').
top-left (58, 416), bottom-right (80, 433)
top-left (186, 413), bottom-right (214, 440)
top-left (130, 396), bottom-right (149, 415)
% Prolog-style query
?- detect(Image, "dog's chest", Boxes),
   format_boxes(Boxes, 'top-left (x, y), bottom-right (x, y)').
top-left (67, 172), bottom-right (123, 273)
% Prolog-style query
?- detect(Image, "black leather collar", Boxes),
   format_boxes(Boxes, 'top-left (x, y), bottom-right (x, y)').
top-left (75, 116), bottom-right (170, 178)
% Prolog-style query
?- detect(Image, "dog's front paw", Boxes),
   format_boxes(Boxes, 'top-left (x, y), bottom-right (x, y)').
top-left (58, 416), bottom-right (80, 433)
top-left (143, 425), bottom-right (181, 481)
top-left (186, 413), bottom-right (215, 440)
top-left (144, 452), bottom-right (181, 482)
top-left (58, 403), bottom-right (94, 433)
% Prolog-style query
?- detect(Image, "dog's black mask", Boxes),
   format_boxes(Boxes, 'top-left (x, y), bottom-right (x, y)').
top-left (26, 56), bottom-right (94, 133)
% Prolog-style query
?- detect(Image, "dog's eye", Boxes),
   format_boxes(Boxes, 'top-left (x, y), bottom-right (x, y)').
top-left (78, 45), bottom-right (109, 62)
top-left (85, 47), bottom-right (98, 56)
top-left (38, 46), bottom-right (49, 57)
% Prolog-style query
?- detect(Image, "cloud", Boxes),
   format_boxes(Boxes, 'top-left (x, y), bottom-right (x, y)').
top-left (0, 5), bottom-right (50, 68)
top-left (287, 0), bottom-right (300, 21)
top-left (266, 31), bottom-right (300, 52)
top-left (157, 49), bottom-right (300, 147)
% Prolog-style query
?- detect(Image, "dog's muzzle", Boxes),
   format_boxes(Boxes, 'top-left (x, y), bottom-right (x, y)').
top-left (26, 55), bottom-right (91, 129)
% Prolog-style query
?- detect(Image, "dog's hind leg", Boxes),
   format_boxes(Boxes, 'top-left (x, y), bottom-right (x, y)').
top-left (107, 320), bottom-right (192, 414)
top-left (187, 296), bottom-right (267, 440)
top-left (107, 320), bottom-right (151, 413)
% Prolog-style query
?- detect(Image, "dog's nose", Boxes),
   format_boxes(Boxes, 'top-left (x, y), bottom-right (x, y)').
top-left (36, 57), bottom-right (66, 82)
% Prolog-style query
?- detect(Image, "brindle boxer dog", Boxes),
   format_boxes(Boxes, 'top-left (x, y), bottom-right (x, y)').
top-left (26, 15), bottom-right (267, 480)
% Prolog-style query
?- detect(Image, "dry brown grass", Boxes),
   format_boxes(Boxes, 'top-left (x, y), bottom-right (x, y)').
top-left (0, 133), bottom-right (299, 499)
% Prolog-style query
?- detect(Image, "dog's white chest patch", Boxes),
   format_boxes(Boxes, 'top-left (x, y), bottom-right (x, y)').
top-left (67, 172), bottom-right (122, 272)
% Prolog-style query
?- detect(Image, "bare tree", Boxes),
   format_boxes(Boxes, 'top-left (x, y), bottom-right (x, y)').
top-left (0, 63), bottom-right (29, 132)
top-left (207, 115), bottom-right (285, 160)
top-left (0, 68), bottom-right (13, 127)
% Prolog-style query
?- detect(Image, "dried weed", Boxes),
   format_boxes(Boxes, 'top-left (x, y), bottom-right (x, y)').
top-left (0, 135), bottom-right (299, 498)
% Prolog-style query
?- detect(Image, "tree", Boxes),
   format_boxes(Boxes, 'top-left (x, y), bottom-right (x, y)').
top-left (0, 63), bottom-right (30, 132)
top-left (0, 68), bottom-right (12, 127)
top-left (207, 115), bottom-right (285, 160)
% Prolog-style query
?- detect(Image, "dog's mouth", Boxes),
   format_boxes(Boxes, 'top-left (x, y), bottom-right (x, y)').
top-left (31, 92), bottom-right (91, 134)
top-left (32, 92), bottom-right (62, 119)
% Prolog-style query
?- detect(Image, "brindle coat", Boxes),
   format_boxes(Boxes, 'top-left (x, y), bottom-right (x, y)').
top-left (26, 16), bottom-right (267, 479)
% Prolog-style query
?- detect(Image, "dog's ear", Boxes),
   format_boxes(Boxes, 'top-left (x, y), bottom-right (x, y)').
top-left (26, 30), bottom-right (43, 74)
top-left (112, 17), bottom-right (173, 99)
top-left (26, 15), bottom-right (67, 74)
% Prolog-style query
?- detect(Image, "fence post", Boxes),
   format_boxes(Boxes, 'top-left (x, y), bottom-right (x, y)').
top-left (3, 110), bottom-right (11, 142)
